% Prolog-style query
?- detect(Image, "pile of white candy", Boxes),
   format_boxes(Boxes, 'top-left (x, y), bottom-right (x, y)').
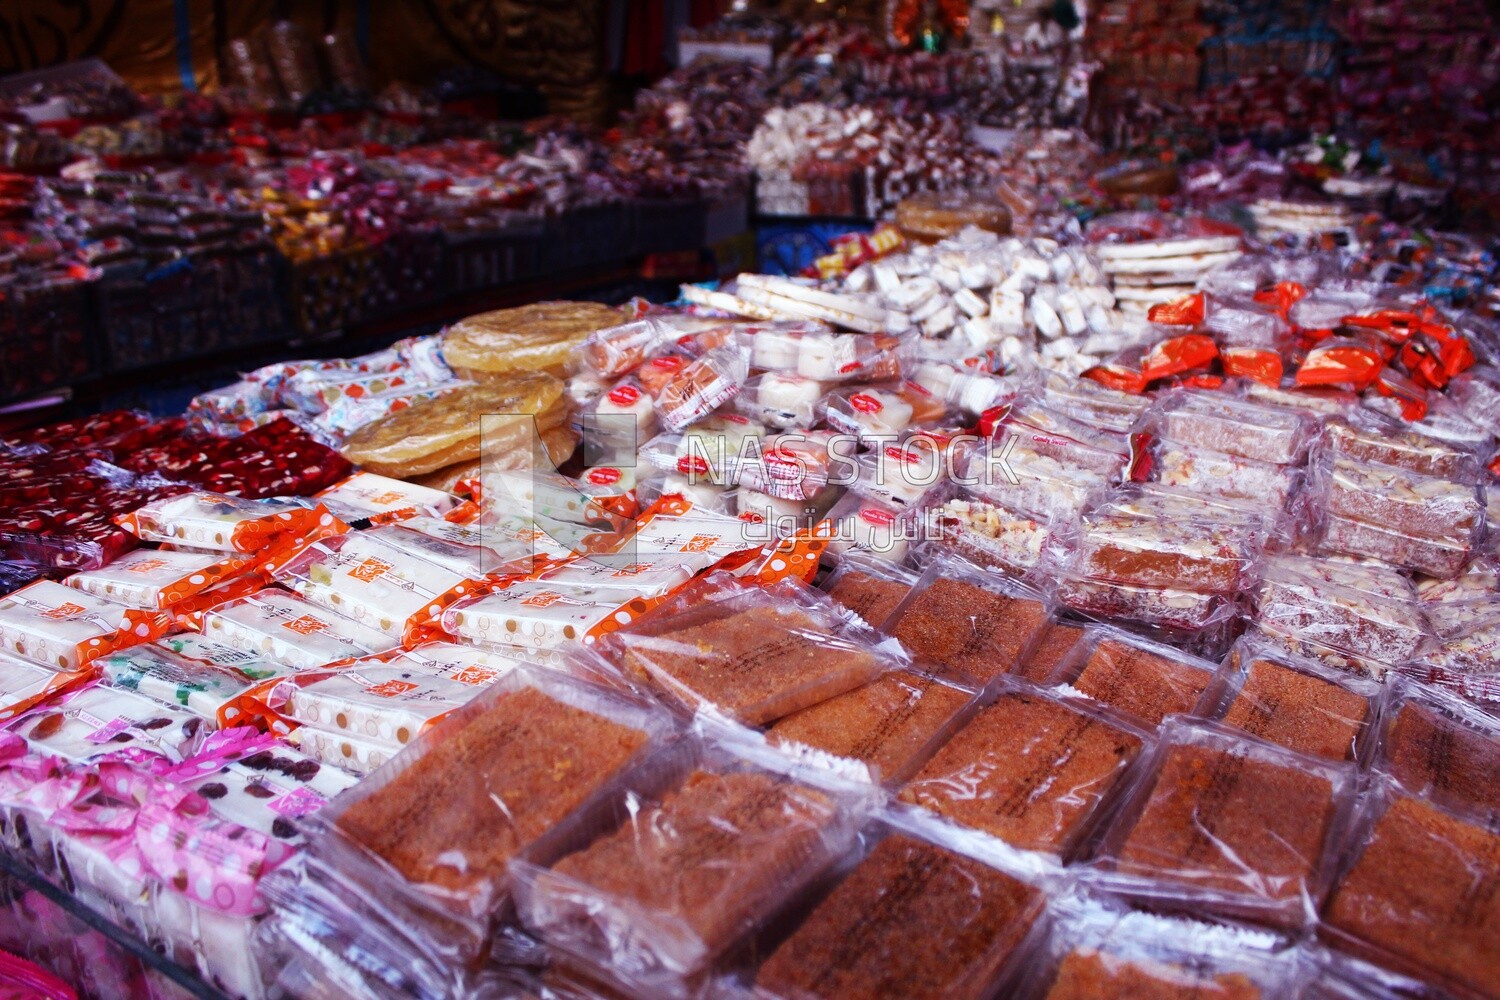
top-left (839, 227), bottom-right (1156, 378)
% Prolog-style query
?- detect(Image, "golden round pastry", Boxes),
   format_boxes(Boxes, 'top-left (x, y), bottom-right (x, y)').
top-left (342, 374), bottom-right (566, 477)
top-left (895, 192), bottom-right (1012, 243)
top-left (442, 301), bottom-right (623, 377)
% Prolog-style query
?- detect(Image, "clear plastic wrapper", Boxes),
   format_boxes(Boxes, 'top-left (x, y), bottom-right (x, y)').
top-left (287, 725), bottom-right (395, 777)
top-left (201, 588), bottom-right (397, 670)
top-left (1323, 414), bottom-right (1480, 480)
top-left (271, 530), bottom-right (484, 642)
top-left (1069, 510), bottom-right (1260, 596)
top-left (742, 826), bottom-right (1045, 1000)
top-left (443, 582), bottom-right (652, 664)
top-left (898, 678), bottom-right (1149, 859)
top-left (887, 555), bottom-right (1049, 684)
top-left (583, 317), bottom-right (737, 379)
top-left (966, 442), bottom-right (1110, 521)
top-left (818, 558), bottom-right (917, 631)
top-left (288, 668), bottom-right (674, 989)
top-left (1014, 618), bottom-right (1091, 684)
top-left (9, 682), bottom-right (207, 763)
top-left (63, 547), bottom-right (254, 610)
top-left (1321, 782), bottom-right (1500, 998)
top-left (602, 576), bottom-right (892, 726)
top-left (274, 641), bottom-right (520, 751)
top-left (314, 472), bottom-right (460, 525)
top-left (1021, 900), bottom-right (1301, 999)
top-left (823, 493), bottom-right (918, 565)
top-left (737, 372), bottom-right (828, 430)
top-left (819, 384), bottom-right (936, 443)
top-left (1262, 554), bottom-right (1413, 604)
top-left (340, 375), bottom-right (569, 479)
top-left (737, 325), bottom-right (904, 383)
top-left (1310, 455), bottom-right (1482, 548)
top-left (1152, 445), bottom-right (1299, 509)
top-left (378, 516), bottom-right (530, 578)
top-left (0, 650), bottom-right (88, 725)
top-left (1373, 678), bottom-right (1500, 821)
top-left (0, 580), bottom-right (169, 671)
top-left (97, 633), bottom-right (275, 724)
top-left (1037, 372), bottom-right (1151, 435)
top-left (1240, 380), bottom-right (1356, 418)
top-left (997, 403), bottom-right (1132, 480)
top-left (441, 302), bottom-right (623, 379)
top-left (1045, 627), bottom-right (1221, 730)
top-left (1254, 567), bottom-right (1429, 676)
top-left (586, 379), bottom-right (659, 456)
top-left (1149, 389), bottom-right (1315, 465)
top-left (1092, 718), bottom-right (1354, 927)
top-left (920, 490), bottom-right (1062, 581)
top-left (1316, 512), bottom-right (1473, 580)
top-left (1057, 568), bottom-right (1240, 638)
top-left (511, 743), bottom-right (866, 999)
top-left (641, 417), bottom-right (767, 486)
top-left (182, 743), bottom-right (359, 848)
top-left (1203, 640), bottom-right (1381, 764)
top-left (652, 347), bottom-right (752, 433)
top-left (735, 431), bottom-right (846, 503)
top-left (760, 668), bottom-right (980, 787)
top-left (855, 429), bottom-right (974, 508)
top-left (116, 492), bottom-right (345, 554)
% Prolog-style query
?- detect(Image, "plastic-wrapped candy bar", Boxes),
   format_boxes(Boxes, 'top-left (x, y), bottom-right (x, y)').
top-left (314, 472), bottom-right (460, 525)
top-left (1057, 572), bottom-right (1234, 637)
top-left (735, 431), bottom-right (846, 503)
top-left (1374, 679), bottom-right (1500, 820)
top-left (1024, 902), bottom-right (1301, 999)
top-left (97, 632), bottom-right (281, 725)
top-left (604, 577), bottom-right (890, 726)
top-left (1094, 719), bottom-right (1354, 927)
top-left (920, 495), bottom-right (1056, 579)
top-left (745, 828), bottom-right (1044, 1000)
top-left (1323, 415), bottom-right (1479, 480)
top-left (0, 581), bottom-right (170, 671)
top-left (1203, 643), bottom-right (1380, 764)
top-left (201, 589), bottom-right (397, 670)
top-left (181, 742), bottom-right (359, 848)
top-left (967, 443), bottom-right (1110, 521)
top-left (1048, 628), bottom-right (1222, 729)
top-left (512, 748), bottom-right (865, 999)
top-left (0, 650), bottom-right (88, 724)
top-left (298, 669), bottom-right (671, 982)
top-left (582, 317), bottom-right (739, 380)
top-left (738, 373), bottom-right (828, 430)
top-left (1262, 553), bottom-right (1413, 604)
top-left (649, 347), bottom-right (752, 433)
top-left (271, 530), bottom-right (485, 642)
top-left (887, 558), bottom-right (1048, 683)
top-left (1148, 390), bottom-right (1315, 466)
top-left (1322, 785), bottom-right (1500, 998)
top-left (9, 683), bottom-right (207, 763)
top-left (1311, 456), bottom-right (1482, 549)
top-left (277, 642), bottom-right (520, 750)
top-left (1152, 445), bottom-right (1299, 510)
top-left (761, 669), bottom-right (978, 787)
top-left (63, 547), bottom-right (254, 610)
top-left (819, 558), bottom-right (917, 632)
top-left (899, 680), bottom-right (1148, 858)
top-left (1254, 567), bottom-right (1429, 677)
top-left (116, 492), bottom-right (345, 554)
top-left (823, 494), bottom-right (916, 565)
top-left (287, 725), bottom-right (396, 777)
top-left (1069, 512), bottom-right (1260, 596)
top-left (821, 384), bottom-right (945, 444)
top-left (443, 582), bottom-right (651, 663)
top-left (736, 325), bottom-right (904, 383)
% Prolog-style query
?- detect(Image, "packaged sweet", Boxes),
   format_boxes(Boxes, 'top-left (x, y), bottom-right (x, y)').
top-left (888, 558), bottom-right (1048, 683)
top-left (1026, 902), bottom-right (1300, 999)
top-left (303, 670), bottom-right (670, 975)
top-left (314, 472), bottom-right (460, 525)
top-left (1016, 619), bottom-right (1090, 684)
top-left (967, 443), bottom-right (1110, 521)
top-left (824, 493), bottom-right (916, 565)
top-left (340, 374), bottom-right (569, 479)
top-left (1148, 389), bottom-right (1315, 466)
top-left (746, 829), bottom-right (1044, 1000)
top-left (1152, 445), bottom-right (1299, 509)
top-left (0, 650), bottom-right (89, 724)
top-left (275, 642), bottom-right (518, 751)
top-left (652, 347), bottom-right (751, 433)
top-left (115, 492), bottom-right (346, 554)
top-left (1204, 643), bottom-right (1380, 764)
top-left (512, 749), bottom-right (863, 999)
top-left (442, 582), bottom-right (649, 661)
top-left (271, 530), bottom-right (484, 642)
top-left (1049, 628), bottom-right (1222, 729)
top-left (1323, 414), bottom-right (1479, 480)
top-left (0, 580), bottom-right (170, 671)
top-left (1254, 567), bottom-right (1430, 676)
top-left (1315, 511), bottom-right (1472, 580)
top-left (920, 493), bottom-right (1057, 580)
top-left (819, 558), bottom-right (917, 631)
top-left (1311, 455), bottom-right (1482, 549)
top-left (1094, 718), bottom-right (1354, 926)
top-left (821, 384), bottom-right (944, 443)
top-left (1322, 786), bottom-right (1500, 997)
top-left (63, 547), bottom-right (255, 610)
top-left (96, 634), bottom-right (275, 724)
top-left (10, 682), bottom-right (207, 763)
top-left (441, 302), bottom-right (623, 379)
top-left (899, 680), bottom-right (1148, 858)
top-left (1068, 511), bottom-right (1260, 596)
top-left (763, 669), bottom-right (978, 786)
top-left (201, 589), bottom-right (397, 670)
top-left (603, 577), bottom-right (890, 726)
top-left (182, 743), bottom-right (359, 847)
top-left (735, 431), bottom-right (846, 503)
top-left (1037, 372), bottom-right (1152, 435)
top-left (1057, 573), bottom-right (1233, 637)
top-left (287, 724), bottom-right (396, 777)
top-left (583, 317), bottom-right (737, 379)
top-left (739, 372), bottom-right (828, 430)
top-left (587, 379), bottom-right (659, 456)
top-left (994, 412), bottom-right (1131, 483)
top-left (1374, 678), bottom-right (1500, 820)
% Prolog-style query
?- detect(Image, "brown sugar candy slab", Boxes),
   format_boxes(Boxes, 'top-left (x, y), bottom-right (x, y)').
top-left (899, 690), bottom-right (1144, 855)
top-left (753, 833), bottom-right (1042, 1000)
top-left (341, 375), bottom-right (568, 478)
top-left (1381, 686), bottom-right (1500, 818)
top-left (890, 576), bottom-right (1047, 682)
top-left (1065, 635), bottom-right (1215, 728)
top-left (1109, 727), bottom-right (1343, 921)
top-left (1016, 621), bottom-right (1087, 683)
top-left (617, 604), bottom-right (884, 726)
top-left (442, 301), bottom-right (623, 377)
top-left (1219, 658), bottom-right (1371, 762)
top-left (536, 770), bottom-right (839, 967)
top-left (335, 686), bottom-right (648, 893)
top-left (824, 570), bottom-right (912, 631)
top-left (1042, 950), bottom-right (1263, 1000)
top-left (1324, 793), bottom-right (1500, 998)
top-left (766, 670), bottom-right (976, 784)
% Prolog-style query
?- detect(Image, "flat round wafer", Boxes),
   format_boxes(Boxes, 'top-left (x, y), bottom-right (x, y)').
top-left (442, 301), bottom-right (622, 377)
